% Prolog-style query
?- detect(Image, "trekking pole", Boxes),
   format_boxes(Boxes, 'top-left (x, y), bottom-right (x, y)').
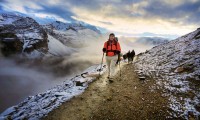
top-left (98, 52), bottom-right (105, 78)
top-left (119, 60), bottom-right (121, 79)
top-left (118, 53), bottom-right (122, 79)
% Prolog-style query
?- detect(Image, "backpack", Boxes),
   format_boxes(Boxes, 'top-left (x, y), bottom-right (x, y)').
top-left (115, 37), bottom-right (118, 42)
top-left (106, 37), bottom-right (118, 56)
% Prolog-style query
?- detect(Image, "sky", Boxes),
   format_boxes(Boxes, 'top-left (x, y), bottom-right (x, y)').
top-left (0, 0), bottom-right (200, 39)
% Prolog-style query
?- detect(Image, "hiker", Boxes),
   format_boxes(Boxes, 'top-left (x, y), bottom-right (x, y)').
top-left (102, 33), bottom-right (121, 80)
top-left (127, 49), bottom-right (135, 64)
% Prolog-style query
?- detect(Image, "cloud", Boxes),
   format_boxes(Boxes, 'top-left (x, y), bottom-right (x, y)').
top-left (0, 0), bottom-right (75, 22)
top-left (137, 0), bottom-right (200, 26)
top-left (0, 0), bottom-right (199, 38)
top-left (0, 0), bottom-right (42, 13)
top-left (98, 21), bottom-right (113, 25)
top-left (70, 0), bottom-right (199, 37)
top-left (71, 5), bottom-right (196, 36)
top-left (35, 3), bottom-right (75, 22)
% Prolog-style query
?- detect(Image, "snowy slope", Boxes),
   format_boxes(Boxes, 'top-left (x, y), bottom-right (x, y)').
top-left (47, 34), bottom-right (76, 56)
top-left (0, 13), bottom-right (100, 57)
top-left (43, 21), bottom-right (101, 33)
top-left (0, 15), bottom-right (3, 20)
top-left (134, 28), bottom-right (200, 119)
top-left (43, 20), bottom-right (101, 48)
top-left (0, 13), bottom-right (48, 57)
top-left (0, 13), bottom-right (22, 26)
top-left (44, 28), bottom-right (100, 48)
top-left (0, 64), bottom-right (107, 120)
top-left (0, 13), bottom-right (101, 57)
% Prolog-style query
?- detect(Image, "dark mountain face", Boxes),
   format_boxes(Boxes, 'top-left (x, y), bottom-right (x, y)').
top-left (0, 33), bottom-right (23, 56)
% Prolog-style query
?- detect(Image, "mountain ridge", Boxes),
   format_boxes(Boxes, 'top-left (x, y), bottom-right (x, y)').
top-left (0, 12), bottom-right (101, 57)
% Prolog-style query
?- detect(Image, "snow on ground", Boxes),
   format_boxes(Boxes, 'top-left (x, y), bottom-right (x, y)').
top-left (17, 32), bottom-right (43, 42)
top-left (134, 28), bottom-right (200, 119)
top-left (0, 64), bottom-right (107, 120)
top-left (22, 50), bottom-right (44, 59)
top-left (0, 14), bottom-right (20, 25)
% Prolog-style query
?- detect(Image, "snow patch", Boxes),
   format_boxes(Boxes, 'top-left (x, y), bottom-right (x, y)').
top-left (47, 34), bottom-right (76, 56)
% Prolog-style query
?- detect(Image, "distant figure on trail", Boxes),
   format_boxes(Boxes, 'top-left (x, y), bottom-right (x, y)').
top-left (123, 54), bottom-right (127, 61)
top-left (102, 33), bottom-right (121, 80)
top-left (125, 49), bottom-right (135, 64)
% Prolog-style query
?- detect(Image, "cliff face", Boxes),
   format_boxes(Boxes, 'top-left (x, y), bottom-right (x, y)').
top-left (0, 32), bottom-right (23, 56)
top-left (0, 13), bottom-right (102, 58)
top-left (0, 13), bottom-right (48, 57)
top-left (134, 28), bottom-right (200, 119)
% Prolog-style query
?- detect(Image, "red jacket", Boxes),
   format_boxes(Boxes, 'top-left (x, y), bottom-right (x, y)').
top-left (103, 40), bottom-right (121, 56)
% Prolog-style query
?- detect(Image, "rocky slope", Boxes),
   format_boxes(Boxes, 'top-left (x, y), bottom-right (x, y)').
top-left (0, 13), bottom-right (101, 57)
top-left (43, 21), bottom-right (100, 33)
top-left (0, 13), bottom-right (48, 58)
top-left (134, 28), bottom-right (200, 119)
top-left (43, 21), bottom-right (101, 48)
top-left (0, 64), bottom-right (106, 120)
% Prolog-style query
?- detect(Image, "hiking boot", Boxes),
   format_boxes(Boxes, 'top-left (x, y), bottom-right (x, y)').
top-left (108, 79), bottom-right (114, 83)
top-left (108, 77), bottom-right (114, 83)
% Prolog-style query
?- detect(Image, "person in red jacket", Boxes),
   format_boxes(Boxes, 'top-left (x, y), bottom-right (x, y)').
top-left (102, 33), bottom-right (121, 80)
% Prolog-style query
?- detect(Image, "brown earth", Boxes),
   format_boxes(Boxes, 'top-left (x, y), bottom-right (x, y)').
top-left (43, 64), bottom-right (170, 120)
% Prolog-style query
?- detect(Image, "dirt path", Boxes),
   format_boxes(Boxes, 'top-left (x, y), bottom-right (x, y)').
top-left (43, 64), bottom-right (170, 120)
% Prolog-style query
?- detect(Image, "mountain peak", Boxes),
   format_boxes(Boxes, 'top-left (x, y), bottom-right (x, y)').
top-left (44, 20), bottom-right (101, 34)
top-left (0, 13), bottom-right (48, 57)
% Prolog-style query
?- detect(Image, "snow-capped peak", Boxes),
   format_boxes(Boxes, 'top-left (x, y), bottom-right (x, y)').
top-left (0, 15), bottom-right (3, 21)
top-left (43, 20), bottom-right (101, 34)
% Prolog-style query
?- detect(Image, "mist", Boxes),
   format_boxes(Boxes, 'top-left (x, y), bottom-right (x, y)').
top-left (0, 58), bottom-right (64, 112)
top-left (0, 36), bottom-right (104, 113)
top-left (119, 36), bottom-right (157, 54)
top-left (0, 34), bottom-right (156, 113)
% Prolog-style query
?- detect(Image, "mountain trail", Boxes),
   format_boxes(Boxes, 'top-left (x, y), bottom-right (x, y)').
top-left (43, 63), bottom-right (170, 120)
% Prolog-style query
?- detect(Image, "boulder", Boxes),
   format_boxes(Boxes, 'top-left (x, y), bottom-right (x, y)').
top-left (174, 66), bottom-right (184, 73)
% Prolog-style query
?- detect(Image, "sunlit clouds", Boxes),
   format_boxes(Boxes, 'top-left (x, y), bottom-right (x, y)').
top-left (0, 0), bottom-right (199, 38)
